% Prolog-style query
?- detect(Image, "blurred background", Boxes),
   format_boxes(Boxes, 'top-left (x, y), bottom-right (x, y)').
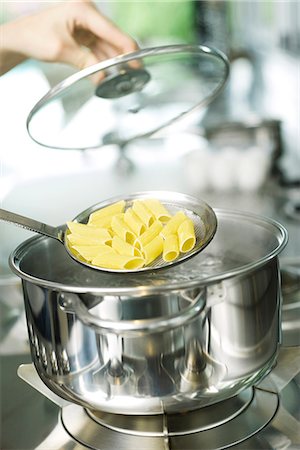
top-left (0, 0), bottom-right (299, 280)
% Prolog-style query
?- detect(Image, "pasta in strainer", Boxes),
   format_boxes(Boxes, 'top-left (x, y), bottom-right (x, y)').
top-left (66, 198), bottom-right (197, 271)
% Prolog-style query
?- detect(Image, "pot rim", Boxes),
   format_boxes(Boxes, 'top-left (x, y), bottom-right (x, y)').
top-left (9, 208), bottom-right (288, 295)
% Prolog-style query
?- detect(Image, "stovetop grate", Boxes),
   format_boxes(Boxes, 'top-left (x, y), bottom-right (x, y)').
top-left (61, 383), bottom-right (280, 449)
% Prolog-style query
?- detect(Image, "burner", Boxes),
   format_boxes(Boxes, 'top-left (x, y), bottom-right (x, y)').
top-left (61, 384), bottom-right (279, 449)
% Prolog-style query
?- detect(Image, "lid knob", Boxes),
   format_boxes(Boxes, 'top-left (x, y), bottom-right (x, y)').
top-left (95, 65), bottom-right (151, 99)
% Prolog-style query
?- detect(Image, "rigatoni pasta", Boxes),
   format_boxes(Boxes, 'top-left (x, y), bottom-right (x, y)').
top-left (111, 235), bottom-right (142, 257)
top-left (92, 252), bottom-right (145, 270)
top-left (67, 221), bottom-right (110, 239)
top-left (136, 220), bottom-right (163, 247)
top-left (160, 211), bottom-right (187, 239)
top-left (142, 235), bottom-right (164, 265)
top-left (66, 198), bottom-right (197, 271)
top-left (66, 224), bottom-right (112, 246)
top-left (111, 214), bottom-right (136, 245)
top-left (87, 214), bottom-right (115, 229)
top-left (124, 208), bottom-right (146, 236)
top-left (132, 200), bottom-right (155, 227)
top-left (163, 234), bottom-right (179, 262)
top-left (142, 199), bottom-right (171, 223)
top-left (88, 200), bottom-right (125, 224)
top-left (177, 218), bottom-right (196, 253)
top-left (72, 244), bottom-right (114, 262)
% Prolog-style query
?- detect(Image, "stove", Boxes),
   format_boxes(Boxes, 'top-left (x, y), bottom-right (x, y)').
top-left (39, 353), bottom-right (300, 450)
top-left (1, 346), bottom-right (298, 450)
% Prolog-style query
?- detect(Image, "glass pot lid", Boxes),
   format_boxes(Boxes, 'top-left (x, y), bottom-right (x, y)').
top-left (26, 44), bottom-right (229, 150)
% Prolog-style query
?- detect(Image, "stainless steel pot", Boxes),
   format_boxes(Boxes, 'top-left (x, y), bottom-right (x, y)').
top-left (10, 209), bottom-right (288, 414)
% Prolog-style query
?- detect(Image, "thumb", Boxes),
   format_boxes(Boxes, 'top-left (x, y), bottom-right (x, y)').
top-left (61, 45), bottom-right (106, 84)
top-left (62, 45), bottom-right (99, 71)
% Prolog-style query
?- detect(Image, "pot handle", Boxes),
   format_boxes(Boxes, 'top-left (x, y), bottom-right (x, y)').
top-left (58, 289), bottom-right (206, 337)
top-left (206, 282), bottom-right (226, 308)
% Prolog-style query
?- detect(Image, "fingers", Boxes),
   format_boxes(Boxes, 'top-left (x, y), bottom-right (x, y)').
top-left (90, 39), bottom-right (125, 61)
top-left (61, 43), bottom-right (99, 71)
top-left (55, 1), bottom-right (139, 73)
top-left (79, 3), bottom-right (139, 55)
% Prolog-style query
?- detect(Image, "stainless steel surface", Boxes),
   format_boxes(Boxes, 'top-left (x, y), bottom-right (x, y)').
top-left (26, 44), bottom-right (229, 150)
top-left (280, 256), bottom-right (300, 347)
top-left (60, 384), bottom-right (280, 449)
top-left (1, 347), bottom-right (299, 449)
top-left (2, 191), bottom-right (217, 273)
top-left (9, 210), bottom-right (287, 414)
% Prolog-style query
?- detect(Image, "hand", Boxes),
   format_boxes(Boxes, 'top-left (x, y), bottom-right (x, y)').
top-left (0, 0), bottom-right (138, 75)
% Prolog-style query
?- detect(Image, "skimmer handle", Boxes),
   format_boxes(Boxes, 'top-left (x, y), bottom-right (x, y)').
top-left (0, 208), bottom-right (63, 242)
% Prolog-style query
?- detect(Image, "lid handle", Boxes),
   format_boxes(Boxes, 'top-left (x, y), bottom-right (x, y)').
top-left (95, 64), bottom-right (151, 99)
